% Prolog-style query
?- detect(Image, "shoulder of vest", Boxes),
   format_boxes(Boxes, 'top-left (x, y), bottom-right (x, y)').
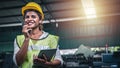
top-left (16, 34), bottom-right (25, 39)
top-left (48, 34), bottom-right (59, 40)
top-left (48, 34), bottom-right (59, 41)
top-left (16, 34), bottom-right (25, 48)
top-left (16, 34), bottom-right (59, 41)
top-left (17, 34), bottom-right (24, 37)
top-left (16, 34), bottom-right (25, 43)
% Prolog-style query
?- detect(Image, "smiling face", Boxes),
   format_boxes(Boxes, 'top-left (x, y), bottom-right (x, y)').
top-left (24, 11), bottom-right (42, 29)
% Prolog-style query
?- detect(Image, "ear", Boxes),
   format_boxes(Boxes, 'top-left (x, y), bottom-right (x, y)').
top-left (39, 20), bottom-right (42, 24)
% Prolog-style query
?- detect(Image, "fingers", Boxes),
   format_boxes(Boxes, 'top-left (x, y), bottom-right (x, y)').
top-left (37, 58), bottom-right (46, 63)
top-left (22, 25), bottom-right (31, 32)
top-left (33, 54), bottom-right (47, 64)
top-left (42, 54), bottom-right (47, 61)
top-left (22, 25), bottom-right (32, 38)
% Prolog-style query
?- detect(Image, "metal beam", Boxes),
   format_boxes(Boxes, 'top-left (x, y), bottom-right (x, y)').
top-left (0, 12), bottom-right (120, 27)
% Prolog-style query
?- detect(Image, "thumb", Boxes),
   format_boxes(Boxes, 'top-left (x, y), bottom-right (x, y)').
top-left (42, 54), bottom-right (47, 61)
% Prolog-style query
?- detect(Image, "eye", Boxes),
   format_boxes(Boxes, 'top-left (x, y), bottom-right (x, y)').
top-left (25, 15), bottom-right (29, 19)
top-left (31, 15), bottom-right (36, 18)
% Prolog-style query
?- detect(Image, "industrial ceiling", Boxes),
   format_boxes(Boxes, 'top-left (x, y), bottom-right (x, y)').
top-left (0, 0), bottom-right (120, 27)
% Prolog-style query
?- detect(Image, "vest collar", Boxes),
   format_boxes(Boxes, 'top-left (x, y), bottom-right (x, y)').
top-left (39, 31), bottom-right (49, 39)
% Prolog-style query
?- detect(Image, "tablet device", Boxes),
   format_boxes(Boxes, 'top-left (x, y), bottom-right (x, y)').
top-left (38, 49), bottom-right (57, 61)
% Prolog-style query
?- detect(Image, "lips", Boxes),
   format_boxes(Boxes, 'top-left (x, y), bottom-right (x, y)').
top-left (26, 21), bottom-right (35, 26)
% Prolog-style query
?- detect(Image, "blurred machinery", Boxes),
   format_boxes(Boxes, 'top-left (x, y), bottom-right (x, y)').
top-left (61, 45), bottom-right (120, 68)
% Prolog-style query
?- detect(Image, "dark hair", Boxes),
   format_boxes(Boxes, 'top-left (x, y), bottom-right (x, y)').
top-left (23, 9), bottom-right (42, 20)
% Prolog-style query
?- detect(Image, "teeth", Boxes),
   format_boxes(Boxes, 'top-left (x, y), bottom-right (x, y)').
top-left (28, 23), bottom-right (33, 25)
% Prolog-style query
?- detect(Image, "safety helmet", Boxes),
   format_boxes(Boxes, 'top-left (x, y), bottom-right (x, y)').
top-left (22, 2), bottom-right (44, 20)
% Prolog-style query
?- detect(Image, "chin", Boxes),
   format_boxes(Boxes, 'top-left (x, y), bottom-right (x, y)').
top-left (29, 25), bottom-right (35, 27)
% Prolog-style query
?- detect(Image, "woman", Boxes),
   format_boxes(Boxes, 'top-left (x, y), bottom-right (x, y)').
top-left (13, 2), bottom-right (63, 68)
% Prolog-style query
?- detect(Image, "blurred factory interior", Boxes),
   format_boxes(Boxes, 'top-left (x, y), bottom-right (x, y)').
top-left (0, 0), bottom-right (120, 68)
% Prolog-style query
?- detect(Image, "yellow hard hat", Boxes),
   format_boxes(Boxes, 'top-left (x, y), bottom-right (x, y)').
top-left (22, 2), bottom-right (44, 20)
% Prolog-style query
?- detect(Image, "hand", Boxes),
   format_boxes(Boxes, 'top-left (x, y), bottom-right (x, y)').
top-left (33, 55), bottom-right (46, 67)
top-left (33, 54), bottom-right (47, 63)
top-left (22, 25), bottom-right (32, 38)
top-left (33, 55), bottom-right (60, 68)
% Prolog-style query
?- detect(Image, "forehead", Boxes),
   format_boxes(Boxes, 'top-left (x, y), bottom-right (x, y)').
top-left (25, 11), bottom-right (38, 16)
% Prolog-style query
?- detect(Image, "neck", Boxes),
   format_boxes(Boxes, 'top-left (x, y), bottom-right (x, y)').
top-left (30, 28), bottom-right (43, 39)
top-left (32, 28), bottom-right (42, 35)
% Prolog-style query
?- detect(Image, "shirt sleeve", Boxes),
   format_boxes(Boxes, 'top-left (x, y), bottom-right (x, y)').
top-left (54, 46), bottom-right (63, 66)
top-left (13, 38), bottom-right (20, 66)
